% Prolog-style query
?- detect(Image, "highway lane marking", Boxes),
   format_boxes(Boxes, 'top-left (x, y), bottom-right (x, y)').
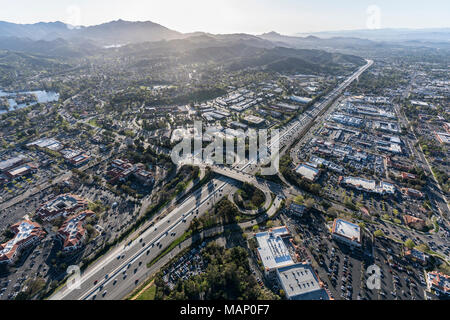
top-left (79, 180), bottom-right (234, 300)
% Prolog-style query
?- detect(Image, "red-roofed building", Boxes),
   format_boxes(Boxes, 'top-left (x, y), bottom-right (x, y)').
top-left (68, 153), bottom-right (90, 167)
top-left (401, 172), bottom-right (416, 180)
top-left (401, 187), bottom-right (424, 199)
top-left (5, 162), bottom-right (38, 179)
top-left (426, 271), bottom-right (450, 297)
top-left (37, 194), bottom-right (88, 221)
top-left (404, 248), bottom-right (428, 266)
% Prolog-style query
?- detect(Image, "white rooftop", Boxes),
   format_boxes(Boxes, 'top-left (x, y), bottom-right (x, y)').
top-left (277, 263), bottom-right (329, 300)
top-left (0, 221), bottom-right (39, 256)
top-left (256, 227), bottom-right (294, 271)
top-left (295, 164), bottom-right (319, 181)
top-left (333, 219), bottom-right (361, 243)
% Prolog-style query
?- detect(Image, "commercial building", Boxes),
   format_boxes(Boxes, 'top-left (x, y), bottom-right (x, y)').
top-left (255, 227), bottom-right (294, 276)
top-left (111, 159), bottom-right (133, 170)
top-left (134, 169), bottom-right (154, 186)
top-left (242, 115), bottom-right (265, 127)
top-left (376, 143), bottom-right (402, 154)
top-left (37, 194), bottom-right (88, 221)
top-left (274, 103), bottom-right (299, 112)
top-left (330, 114), bottom-right (364, 127)
top-left (426, 271), bottom-right (449, 297)
top-left (435, 132), bottom-right (450, 145)
top-left (403, 215), bottom-right (426, 230)
top-left (107, 159), bottom-right (154, 186)
top-left (295, 164), bottom-right (320, 182)
top-left (309, 155), bottom-right (344, 173)
top-left (288, 203), bottom-right (307, 218)
top-left (59, 148), bottom-right (90, 167)
top-left (331, 219), bottom-right (361, 248)
top-left (61, 148), bottom-right (81, 161)
top-left (404, 248), bottom-right (428, 266)
top-left (5, 163), bottom-right (38, 179)
top-left (26, 138), bottom-right (63, 151)
top-left (401, 188), bottom-right (424, 199)
top-left (290, 95), bottom-right (312, 104)
top-left (0, 155), bottom-right (27, 173)
top-left (229, 121), bottom-right (248, 131)
top-left (203, 111), bottom-right (227, 121)
top-left (276, 263), bottom-right (330, 300)
top-left (373, 121), bottom-right (400, 134)
top-left (0, 220), bottom-right (45, 264)
top-left (340, 176), bottom-right (396, 195)
top-left (58, 210), bottom-right (95, 252)
top-left (67, 153), bottom-right (90, 167)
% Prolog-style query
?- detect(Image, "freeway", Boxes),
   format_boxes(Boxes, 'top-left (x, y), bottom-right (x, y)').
top-left (271, 60), bottom-right (373, 157)
top-left (51, 175), bottom-right (235, 300)
top-left (51, 60), bottom-right (373, 300)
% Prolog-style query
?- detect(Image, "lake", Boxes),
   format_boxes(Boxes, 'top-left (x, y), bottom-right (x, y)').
top-left (0, 90), bottom-right (59, 114)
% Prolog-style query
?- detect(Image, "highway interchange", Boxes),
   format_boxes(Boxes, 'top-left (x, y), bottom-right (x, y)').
top-left (50, 60), bottom-right (374, 300)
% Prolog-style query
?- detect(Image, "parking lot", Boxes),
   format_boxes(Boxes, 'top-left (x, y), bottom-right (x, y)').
top-left (367, 237), bottom-right (427, 300)
top-left (277, 206), bottom-right (432, 300)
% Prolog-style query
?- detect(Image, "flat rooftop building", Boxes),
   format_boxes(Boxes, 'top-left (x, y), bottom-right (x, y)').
top-left (274, 103), bottom-right (299, 112)
top-left (288, 203), bottom-right (307, 217)
top-left (255, 227), bottom-right (294, 275)
top-left (27, 138), bottom-right (63, 151)
top-left (5, 163), bottom-right (38, 179)
top-left (290, 95), bottom-right (312, 104)
top-left (243, 115), bottom-right (265, 127)
top-left (330, 114), bottom-right (364, 127)
top-left (61, 148), bottom-right (82, 160)
top-left (374, 121), bottom-right (400, 133)
top-left (426, 271), bottom-right (449, 297)
top-left (404, 248), bottom-right (428, 265)
top-left (69, 153), bottom-right (90, 167)
top-left (331, 219), bottom-right (361, 248)
top-left (435, 132), bottom-right (450, 145)
top-left (276, 263), bottom-right (330, 300)
top-left (229, 121), bottom-right (248, 131)
top-left (295, 163), bottom-right (320, 182)
top-left (340, 176), bottom-right (396, 195)
top-left (0, 155), bottom-right (26, 172)
top-left (58, 210), bottom-right (94, 252)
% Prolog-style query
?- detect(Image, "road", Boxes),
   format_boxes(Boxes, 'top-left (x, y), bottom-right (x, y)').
top-left (395, 95), bottom-right (449, 222)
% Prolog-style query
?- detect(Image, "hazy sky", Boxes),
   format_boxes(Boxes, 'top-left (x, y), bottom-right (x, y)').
top-left (1, 0), bottom-right (449, 34)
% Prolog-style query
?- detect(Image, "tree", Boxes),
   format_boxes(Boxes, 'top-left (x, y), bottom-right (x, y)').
top-left (304, 198), bottom-right (315, 209)
top-left (326, 207), bottom-right (338, 217)
top-left (416, 243), bottom-right (430, 253)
